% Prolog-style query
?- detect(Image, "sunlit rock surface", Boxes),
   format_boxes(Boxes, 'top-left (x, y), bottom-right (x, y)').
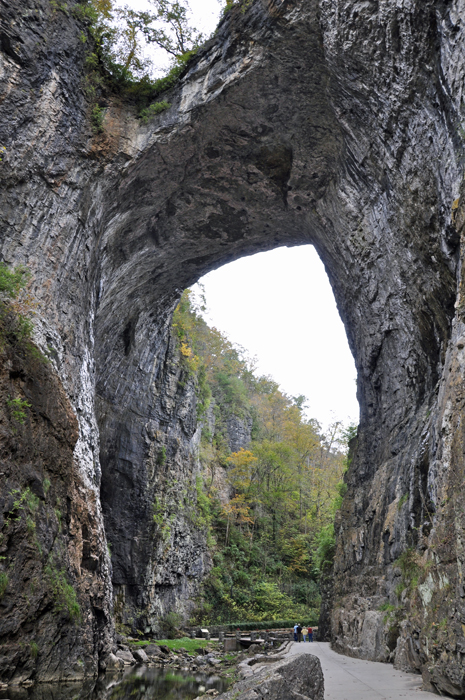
top-left (1, 0), bottom-right (465, 692)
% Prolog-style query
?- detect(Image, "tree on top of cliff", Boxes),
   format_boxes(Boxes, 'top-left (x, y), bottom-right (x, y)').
top-left (78, 0), bottom-right (252, 109)
top-left (79, 0), bottom-right (205, 83)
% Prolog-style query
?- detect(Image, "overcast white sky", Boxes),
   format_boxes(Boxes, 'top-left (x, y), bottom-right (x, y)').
top-left (125, 1), bottom-right (359, 429)
top-left (193, 247), bottom-right (359, 431)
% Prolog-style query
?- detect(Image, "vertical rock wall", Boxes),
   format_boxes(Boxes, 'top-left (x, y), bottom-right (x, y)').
top-left (98, 323), bottom-right (212, 634)
top-left (0, 337), bottom-right (113, 683)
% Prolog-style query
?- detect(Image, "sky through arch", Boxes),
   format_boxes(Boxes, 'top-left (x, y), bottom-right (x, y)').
top-left (193, 245), bottom-right (359, 430)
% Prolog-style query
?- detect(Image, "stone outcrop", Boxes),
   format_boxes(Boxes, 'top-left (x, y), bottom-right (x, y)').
top-left (2, 0), bottom-right (465, 692)
top-left (216, 653), bottom-right (324, 700)
top-left (225, 415), bottom-right (253, 454)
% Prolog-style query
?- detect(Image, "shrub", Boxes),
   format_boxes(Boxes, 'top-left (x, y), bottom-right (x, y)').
top-left (140, 101), bottom-right (171, 124)
top-left (195, 476), bottom-right (212, 528)
top-left (396, 548), bottom-right (421, 589)
top-left (0, 262), bottom-right (45, 361)
top-left (8, 487), bottom-right (40, 530)
top-left (45, 565), bottom-right (81, 622)
top-left (91, 104), bottom-right (105, 133)
top-left (221, 618), bottom-right (319, 631)
top-left (7, 396), bottom-right (31, 424)
top-left (253, 581), bottom-right (294, 616)
top-left (0, 263), bottom-right (29, 299)
top-left (159, 611), bottom-right (183, 639)
top-left (313, 523), bottom-right (335, 571)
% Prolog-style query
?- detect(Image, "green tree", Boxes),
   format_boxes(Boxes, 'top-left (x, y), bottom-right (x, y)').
top-left (171, 289), bottom-right (351, 624)
top-left (119, 1), bottom-right (204, 60)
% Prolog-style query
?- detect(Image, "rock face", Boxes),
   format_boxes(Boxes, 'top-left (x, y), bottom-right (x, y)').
top-left (0, 335), bottom-right (113, 683)
top-left (2, 0), bottom-right (465, 691)
top-left (99, 327), bottom-right (212, 634)
top-left (225, 415), bottom-right (254, 454)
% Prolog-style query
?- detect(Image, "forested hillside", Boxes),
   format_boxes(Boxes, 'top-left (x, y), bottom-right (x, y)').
top-left (173, 290), bottom-right (354, 625)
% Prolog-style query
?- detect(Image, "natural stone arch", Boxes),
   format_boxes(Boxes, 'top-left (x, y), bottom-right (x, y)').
top-left (94, 0), bottom-right (459, 636)
top-left (1, 0), bottom-right (465, 691)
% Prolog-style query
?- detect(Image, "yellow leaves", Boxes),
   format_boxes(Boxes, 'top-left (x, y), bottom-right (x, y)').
top-left (173, 292), bottom-right (202, 374)
top-left (221, 494), bottom-right (254, 544)
top-left (221, 495), bottom-right (254, 526)
top-left (227, 449), bottom-right (257, 491)
top-left (178, 340), bottom-right (200, 373)
top-left (180, 341), bottom-right (193, 358)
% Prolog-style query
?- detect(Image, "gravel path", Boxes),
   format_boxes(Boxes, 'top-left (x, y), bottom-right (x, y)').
top-left (285, 641), bottom-right (438, 700)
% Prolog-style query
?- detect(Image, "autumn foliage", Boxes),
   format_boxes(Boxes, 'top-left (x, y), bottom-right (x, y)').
top-left (173, 289), bottom-right (355, 624)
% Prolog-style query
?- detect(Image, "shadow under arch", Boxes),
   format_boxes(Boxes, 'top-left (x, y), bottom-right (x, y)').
top-left (94, 0), bottom-right (460, 677)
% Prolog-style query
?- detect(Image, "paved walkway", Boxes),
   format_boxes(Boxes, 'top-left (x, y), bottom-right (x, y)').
top-left (285, 641), bottom-right (438, 700)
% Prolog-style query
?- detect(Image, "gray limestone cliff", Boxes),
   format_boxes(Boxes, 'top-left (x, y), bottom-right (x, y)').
top-left (2, 0), bottom-right (465, 694)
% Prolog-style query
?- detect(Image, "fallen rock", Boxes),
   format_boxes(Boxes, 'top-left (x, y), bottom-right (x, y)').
top-left (106, 653), bottom-right (125, 671)
top-left (144, 644), bottom-right (163, 657)
top-left (216, 653), bottom-right (324, 700)
top-left (115, 650), bottom-right (136, 665)
top-left (133, 648), bottom-right (149, 663)
top-left (247, 644), bottom-right (262, 657)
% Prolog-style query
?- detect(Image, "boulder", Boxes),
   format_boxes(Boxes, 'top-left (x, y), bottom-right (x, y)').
top-left (115, 650), bottom-right (136, 665)
top-left (133, 648), bottom-right (149, 663)
top-left (144, 644), bottom-right (163, 657)
top-left (106, 653), bottom-right (124, 671)
top-left (216, 653), bottom-right (324, 700)
top-left (247, 644), bottom-right (262, 657)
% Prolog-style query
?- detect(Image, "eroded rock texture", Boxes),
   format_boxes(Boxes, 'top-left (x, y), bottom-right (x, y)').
top-left (217, 653), bottom-right (324, 700)
top-left (2, 0), bottom-right (465, 691)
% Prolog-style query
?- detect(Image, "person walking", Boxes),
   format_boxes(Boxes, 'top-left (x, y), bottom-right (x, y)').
top-left (293, 623), bottom-right (298, 642)
top-left (308, 626), bottom-right (313, 642)
top-left (302, 625), bottom-right (308, 642)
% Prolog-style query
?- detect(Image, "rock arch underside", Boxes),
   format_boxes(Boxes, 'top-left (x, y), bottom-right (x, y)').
top-left (2, 0), bottom-right (465, 694)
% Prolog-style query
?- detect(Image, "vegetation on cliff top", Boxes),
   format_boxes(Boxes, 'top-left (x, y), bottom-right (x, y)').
top-left (72, 0), bottom-right (254, 119)
top-left (172, 289), bottom-right (354, 625)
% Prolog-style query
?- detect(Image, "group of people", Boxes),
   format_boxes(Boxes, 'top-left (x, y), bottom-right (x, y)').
top-left (293, 623), bottom-right (313, 642)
